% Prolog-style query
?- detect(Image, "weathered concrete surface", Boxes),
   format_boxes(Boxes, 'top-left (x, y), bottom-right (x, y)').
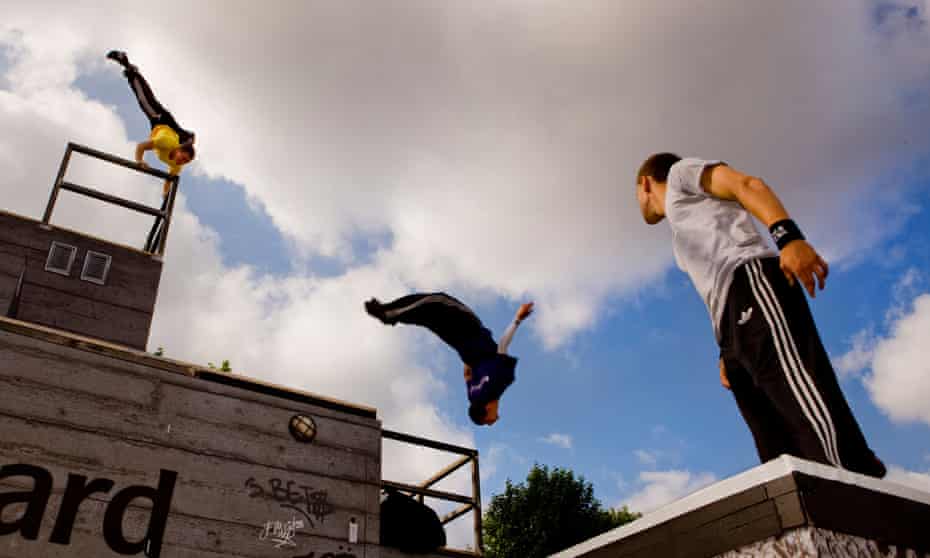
top-left (715, 527), bottom-right (930, 558)
top-left (0, 319), bottom-right (389, 557)
top-left (0, 210), bottom-right (161, 349)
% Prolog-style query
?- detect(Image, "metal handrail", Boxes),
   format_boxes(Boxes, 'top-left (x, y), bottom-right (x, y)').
top-left (41, 142), bottom-right (181, 257)
top-left (382, 428), bottom-right (483, 555)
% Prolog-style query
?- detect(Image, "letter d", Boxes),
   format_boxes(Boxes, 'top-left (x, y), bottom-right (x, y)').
top-left (103, 470), bottom-right (177, 557)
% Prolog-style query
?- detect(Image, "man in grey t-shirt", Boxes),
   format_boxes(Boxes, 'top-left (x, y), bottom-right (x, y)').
top-left (635, 152), bottom-right (885, 478)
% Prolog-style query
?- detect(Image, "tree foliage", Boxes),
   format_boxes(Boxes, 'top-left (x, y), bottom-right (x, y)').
top-left (208, 359), bottom-right (232, 372)
top-left (483, 464), bottom-right (640, 558)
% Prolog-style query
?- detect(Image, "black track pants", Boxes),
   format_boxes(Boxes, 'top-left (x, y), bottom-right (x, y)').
top-left (122, 67), bottom-right (194, 143)
top-left (378, 293), bottom-right (497, 367)
top-left (719, 258), bottom-right (883, 477)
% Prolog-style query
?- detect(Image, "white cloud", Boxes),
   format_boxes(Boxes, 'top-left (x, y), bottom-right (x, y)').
top-left (0, 19), bottom-right (479, 548)
top-left (4, 1), bottom-right (930, 348)
top-left (864, 293), bottom-right (930, 426)
top-left (885, 465), bottom-right (930, 493)
top-left (834, 329), bottom-right (878, 378)
top-left (619, 470), bottom-right (717, 514)
top-left (633, 449), bottom-right (659, 467)
top-left (540, 433), bottom-right (573, 450)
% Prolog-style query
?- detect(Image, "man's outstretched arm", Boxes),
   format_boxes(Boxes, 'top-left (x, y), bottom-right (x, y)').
top-left (498, 302), bottom-right (534, 354)
top-left (700, 164), bottom-right (829, 298)
top-left (135, 140), bottom-right (154, 168)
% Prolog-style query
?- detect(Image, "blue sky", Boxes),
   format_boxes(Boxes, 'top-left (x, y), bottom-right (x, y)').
top-left (2, 1), bottom-right (930, 537)
top-left (92, 48), bottom-right (930, 507)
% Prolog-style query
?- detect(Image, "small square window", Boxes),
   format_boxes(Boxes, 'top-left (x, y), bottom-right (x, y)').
top-left (45, 241), bottom-right (77, 276)
top-left (81, 251), bottom-right (112, 285)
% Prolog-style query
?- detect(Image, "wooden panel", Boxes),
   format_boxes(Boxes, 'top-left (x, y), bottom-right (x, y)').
top-left (160, 382), bottom-right (381, 458)
top-left (0, 320), bottom-right (380, 427)
top-left (371, 545), bottom-right (458, 558)
top-left (797, 473), bottom-right (930, 554)
top-left (0, 273), bottom-right (17, 316)
top-left (0, 250), bottom-right (26, 283)
top-left (683, 501), bottom-right (781, 557)
top-left (582, 486), bottom-right (773, 558)
top-left (16, 282), bottom-right (152, 349)
top-left (0, 241), bottom-right (160, 314)
top-left (0, 210), bottom-right (153, 260)
top-left (0, 415), bottom-right (377, 539)
top-left (0, 341), bottom-right (380, 483)
top-left (0, 491), bottom-right (371, 558)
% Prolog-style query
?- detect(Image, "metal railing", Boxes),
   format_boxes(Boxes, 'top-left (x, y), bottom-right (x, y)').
top-left (41, 142), bottom-right (181, 257)
top-left (382, 429), bottom-right (483, 556)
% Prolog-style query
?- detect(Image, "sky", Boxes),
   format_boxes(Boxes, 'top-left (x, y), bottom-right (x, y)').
top-left (1, 0), bottom-right (929, 548)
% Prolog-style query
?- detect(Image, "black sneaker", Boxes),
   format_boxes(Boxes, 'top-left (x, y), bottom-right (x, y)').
top-left (106, 50), bottom-right (130, 67)
top-left (867, 453), bottom-right (887, 479)
top-left (364, 298), bottom-right (394, 325)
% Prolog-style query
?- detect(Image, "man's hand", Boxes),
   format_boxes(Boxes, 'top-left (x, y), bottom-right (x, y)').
top-left (136, 160), bottom-right (150, 170)
top-left (779, 240), bottom-right (828, 297)
top-left (516, 302), bottom-right (534, 322)
top-left (719, 359), bottom-right (731, 390)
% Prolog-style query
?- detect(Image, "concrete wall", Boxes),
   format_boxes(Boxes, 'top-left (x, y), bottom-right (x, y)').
top-left (0, 320), bottom-right (390, 557)
top-left (0, 210), bottom-right (161, 350)
top-left (716, 527), bottom-right (930, 558)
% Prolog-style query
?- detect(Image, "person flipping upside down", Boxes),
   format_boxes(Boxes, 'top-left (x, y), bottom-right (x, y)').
top-left (365, 293), bottom-right (534, 426)
top-left (106, 50), bottom-right (196, 197)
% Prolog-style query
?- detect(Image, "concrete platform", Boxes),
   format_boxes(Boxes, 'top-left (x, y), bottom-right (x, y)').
top-left (551, 456), bottom-right (930, 558)
top-left (0, 316), bottom-right (474, 557)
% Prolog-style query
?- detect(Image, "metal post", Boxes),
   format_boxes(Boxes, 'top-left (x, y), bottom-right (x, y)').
top-left (156, 175), bottom-right (180, 257)
top-left (42, 144), bottom-right (74, 225)
top-left (472, 455), bottom-right (483, 554)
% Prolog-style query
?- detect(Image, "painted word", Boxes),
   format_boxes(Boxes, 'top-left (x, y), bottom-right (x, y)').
top-left (259, 517), bottom-right (304, 549)
top-left (245, 477), bottom-right (333, 527)
top-left (292, 546), bottom-right (358, 558)
top-left (0, 463), bottom-right (177, 558)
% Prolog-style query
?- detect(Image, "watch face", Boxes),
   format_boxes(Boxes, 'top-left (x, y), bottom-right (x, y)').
top-left (288, 414), bottom-right (317, 443)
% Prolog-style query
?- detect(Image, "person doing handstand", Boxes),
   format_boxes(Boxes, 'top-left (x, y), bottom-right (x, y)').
top-left (107, 50), bottom-right (195, 197)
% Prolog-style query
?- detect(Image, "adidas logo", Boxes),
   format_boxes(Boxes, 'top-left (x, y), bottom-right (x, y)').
top-left (738, 307), bottom-right (754, 326)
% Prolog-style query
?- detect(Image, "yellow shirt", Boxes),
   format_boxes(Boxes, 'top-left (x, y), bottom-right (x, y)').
top-left (150, 125), bottom-right (184, 175)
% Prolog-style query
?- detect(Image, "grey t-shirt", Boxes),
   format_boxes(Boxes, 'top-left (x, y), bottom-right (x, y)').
top-left (665, 158), bottom-right (777, 341)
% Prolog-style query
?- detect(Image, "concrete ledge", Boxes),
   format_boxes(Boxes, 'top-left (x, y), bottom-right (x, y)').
top-left (0, 314), bottom-right (377, 419)
top-left (551, 456), bottom-right (930, 558)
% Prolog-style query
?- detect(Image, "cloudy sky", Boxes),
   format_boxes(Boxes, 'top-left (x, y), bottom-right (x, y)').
top-left (2, 0), bottom-right (929, 545)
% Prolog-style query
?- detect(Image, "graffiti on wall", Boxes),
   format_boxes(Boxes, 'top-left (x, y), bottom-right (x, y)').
top-left (245, 477), bottom-right (334, 528)
top-left (258, 516), bottom-right (305, 549)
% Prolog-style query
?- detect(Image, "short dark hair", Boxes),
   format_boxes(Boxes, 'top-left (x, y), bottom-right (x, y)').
top-left (178, 143), bottom-right (196, 160)
top-left (636, 152), bottom-right (681, 183)
top-left (468, 402), bottom-right (487, 425)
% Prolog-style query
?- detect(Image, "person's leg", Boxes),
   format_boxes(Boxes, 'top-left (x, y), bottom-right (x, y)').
top-left (752, 258), bottom-right (885, 477)
top-left (109, 52), bottom-right (170, 129)
top-left (725, 357), bottom-right (797, 463)
top-left (725, 259), bottom-right (839, 467)
top-left (366, 293), bottom-right (496, 364)
top-left (743, 258), bottom-right (884, 476)
top-left (720, 270), bottom-right (796, 463)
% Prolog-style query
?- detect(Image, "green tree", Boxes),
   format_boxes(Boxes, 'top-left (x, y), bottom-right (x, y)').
top-left (483, 464), bottom-right (640, 558)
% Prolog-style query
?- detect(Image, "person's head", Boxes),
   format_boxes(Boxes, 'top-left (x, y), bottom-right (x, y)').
top-left (170, 144), bottom-right (196, 166)
top-left (468, 399), bottom-right (500, 426)
top-left (636, 152), bottom-right (680, 225)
